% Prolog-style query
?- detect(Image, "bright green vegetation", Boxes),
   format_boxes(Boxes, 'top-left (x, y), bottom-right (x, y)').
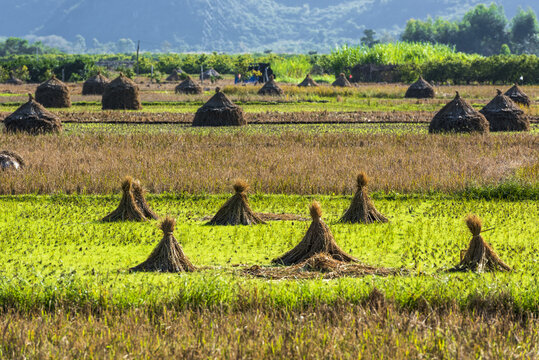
top-left (0, 194), bottom-right (537, 313)
top-left (0, 99), bottom-right (452, 113)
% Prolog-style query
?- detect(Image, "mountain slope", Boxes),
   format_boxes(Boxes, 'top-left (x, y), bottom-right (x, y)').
top-left (0, 0), bottom-right (537, 52)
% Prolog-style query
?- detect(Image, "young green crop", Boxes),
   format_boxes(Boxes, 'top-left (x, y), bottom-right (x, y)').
top-left (0, 194), bottom-right (537, 313)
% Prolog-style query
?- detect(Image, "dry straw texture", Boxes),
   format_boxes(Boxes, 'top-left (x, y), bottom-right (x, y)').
top-left (166, 70), bottom-right (183, 82)
top-left (101, 177), bottom-right (147, 222)
top-left (175, 76), bottom-right (202, 94)
top-left (5, 75), bottom-right (23, 85)
top-left (480, 90), bottom-right (530, 132)
top-left (0, 150), bottom-right (24, 170)
top-left (246, 253), bottom-right (399, 279)
top-left (404, 77), bottom-right (435, 99)
top-left (449, 214), bottom-right (511, 273)
top-left (0, 132), bottom-right (536, 194)
top-left (257, 76), bottom-right (284, 96)
top-left (504, 84), bottom-right (531, 107)
top-left (102, 74), bottom-right (142, 110)
top-left (429, 92), bottom-right (489, 133)
top-left (82, 72), bottom-right (110, 95)
top-left (192, 88), bottom-right (246, 126)
top-left (207, 180), bottom-right (265, 225)
top-left (131, 217), bottom-right (195, 273)
top-left (297, 74), bottom-right (318, 87)
top-left (132, 180), bottom-right (159, 220)
top-left (332, 73), bottom-right (352, 87)
top-left (339, 172), bottom-right (388, 224)
top-left (272, 201), bottom-right (356, 265)
top-left (35, 76), bottom-right (71, 108)
top-left (3, 94), bottom-right (62, 134)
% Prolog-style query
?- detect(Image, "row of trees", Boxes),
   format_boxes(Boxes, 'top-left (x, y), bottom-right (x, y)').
top-left (402, 5), bottom-right (539, 56)
top-left (0, 38), bottom-right (61, 57)
top-left (2, 50), bottom-right (538, 85)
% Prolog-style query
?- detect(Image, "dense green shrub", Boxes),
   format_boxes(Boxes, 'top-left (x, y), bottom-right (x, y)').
top-left (1, 48), bottom-right (538, 84)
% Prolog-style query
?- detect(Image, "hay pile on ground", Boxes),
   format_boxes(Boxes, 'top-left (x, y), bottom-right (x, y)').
top-left (339, 172), bottom-right (388, 224)
top-left (404, 76), bottom-right (435, 98)
top-left (0, 150), bottom-right (25, 170)
top-left (3, 94), bottom-right (62, 134)
top-left (6, 74), bottom-right (23, 85)
top-left (166, 69), bottom-right (183, 82)
top-left (207, 180), bottom-right (265, 225)
top-left (35, 76), bottom-right (71, 108)
top-left (175, 75), bottom-right (202, 94)
top-left (192, 88), bottom-right (246, 127)
top-left (258, 75), bottom-right (284, 95)
top-left (131, 217), bottom-right (196, 273)
top-left (480, 90), bottom-right (529, 132)
top-left (245, 253), bottom-right (400, 279)
top-left (102, 73), bottom-right (142, 110)
top-left (272, 201), bottom-right (356, 265)
top-left (332, 73), bottom-right (352, 87)
top-left (132, 180), bottom-right (159, 220)
top-left (449, 215), bottom-right (511, 273)
top-left (429, 92), bottom-right (489, 133)
top-left (102, 177), bottom-right (147, 222)
top-left (82, 72), bottom-right (110, 95)
top-left (297, 74), bottom-right (318, 87)
top-left (201, 68), bottom-right (220, 80)
top-left (504, 84), bottom-right (531, 107)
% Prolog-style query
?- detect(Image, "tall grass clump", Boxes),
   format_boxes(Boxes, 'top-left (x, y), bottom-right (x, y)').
top-left (271, 56), bottom-right (313, 82)
top-left (325, 42), bottom-right (481, 75)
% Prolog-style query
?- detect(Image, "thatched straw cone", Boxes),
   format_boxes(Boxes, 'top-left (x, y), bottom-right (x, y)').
top-left (272, 201), bottom-right (356, 266)
top-left (207, 180), bottom-right (265, 225)
top-left (102, 177), bottom-right (147, 222)
top-left (504, 84), bottom-right (530, 107)
top-left (131, 217), bottom-right (196, 273)
top-left (429, 92), bottom-right (489, 134)
top-left (0, 150), bottom-right (25, 170)
top-left (339, 172), bottom-right (388, 224)
top-left (192, 88), bottom-right (246, 126)
top-left (82, 72), bottom-right (110, 95)
top-left (258, 75), bottom-right (284, 95)
top-left (132, 180), bottom-right (159, 220)
top-left (4, 94), bottom-right (62, 134)
top-left (332, 73), bottom-right (352, 87)
top-left (6, 74), bottom-right (23, 85)
top-left (449, 215), bottom-right (511, 273)
top-left (175, 75), bottom-right (202, 94)
top-left (298, 74), bottom-right (318, 87)
top-left (35, 75), bottom-right (71, 108)
top-left (166, 69), bottom-right (183, 82)
top-left (480, 90), bottom-right (530, 132)
top-left (102, 73), bottom-right (142, 110)
top-left (404, 76), bottom-right (435, 99)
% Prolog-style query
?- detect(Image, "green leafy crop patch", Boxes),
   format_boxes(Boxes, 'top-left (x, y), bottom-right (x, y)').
top-left (0, 194), bottom-right (537, 312)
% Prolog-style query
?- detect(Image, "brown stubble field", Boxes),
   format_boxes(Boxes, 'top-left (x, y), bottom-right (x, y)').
top-left (0, 131), bottom-right (536, 195)
top-left (1, 301), bottom-right (537, 359)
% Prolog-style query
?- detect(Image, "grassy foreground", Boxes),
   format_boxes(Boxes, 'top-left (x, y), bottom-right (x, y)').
top-left (0, 194), bottom-right (537, 313)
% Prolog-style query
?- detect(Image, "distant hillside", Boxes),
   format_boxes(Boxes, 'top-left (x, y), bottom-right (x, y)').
top-left (1, 0), bottom-right (537, 52)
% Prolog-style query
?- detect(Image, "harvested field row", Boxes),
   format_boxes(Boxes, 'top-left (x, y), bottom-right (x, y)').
top-left (0, 131), bottom-right (536, 195)
top-left (1, 110), bottom-right (538, 124)
top-left (1, 305), bottom-right (537, 359)
top-left (2, 82), bottom-right (538, 101)
top-left (0, 110), bottom-right (430, 124)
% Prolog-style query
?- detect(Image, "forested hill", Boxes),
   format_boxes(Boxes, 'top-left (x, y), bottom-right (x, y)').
top-left (1, 0), bottom-right (537, 52)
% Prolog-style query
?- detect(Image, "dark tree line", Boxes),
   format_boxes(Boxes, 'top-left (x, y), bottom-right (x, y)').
top-left (401, 5), bottom-right (539, 56)
top-left (0, 37), bottom-right (61, 57)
